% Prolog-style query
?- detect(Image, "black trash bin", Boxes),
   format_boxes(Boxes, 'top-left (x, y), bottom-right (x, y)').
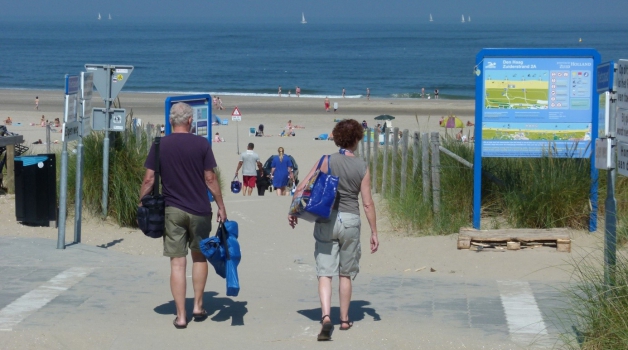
top-left (14, 154), bottom-right (57, 226)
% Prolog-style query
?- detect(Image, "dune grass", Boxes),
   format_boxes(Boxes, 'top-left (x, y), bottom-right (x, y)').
top-left (375, 132), bottom-right (603, 235)
top-left (58, 121), bottom-right (223, 227)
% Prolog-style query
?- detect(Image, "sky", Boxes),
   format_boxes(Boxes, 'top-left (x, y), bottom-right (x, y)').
top-left (2, 0), bottom-right (623, 23)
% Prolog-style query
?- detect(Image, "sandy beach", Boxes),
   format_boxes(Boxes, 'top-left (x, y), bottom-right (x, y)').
top-left (0, 88), bottom-right (600, 279)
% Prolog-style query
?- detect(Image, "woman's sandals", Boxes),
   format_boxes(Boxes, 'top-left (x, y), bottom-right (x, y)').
top-left (339, 320), bottom-right (353, 330)
top-left (317, 315), bottom-right (334, 341)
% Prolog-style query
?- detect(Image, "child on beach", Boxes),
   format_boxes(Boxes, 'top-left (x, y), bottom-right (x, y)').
top-left (35, 96), bottom-right (39, 110)
top-left (4, 117), bottom-right (12, 125)
top-left (324, 97), bottom-right (330, 112)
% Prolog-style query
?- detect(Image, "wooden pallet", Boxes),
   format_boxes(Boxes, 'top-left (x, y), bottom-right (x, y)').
top-left (457, 227), bottom-right (571, 252)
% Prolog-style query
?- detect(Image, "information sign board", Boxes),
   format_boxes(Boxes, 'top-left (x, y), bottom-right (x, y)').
top-left (231, 107), bottom-right (242, 121)
top-left (163, 94), bottom-right (212, 143)
top-left (64, 94), bottom-right (77, 123)
top-left (81, 99), bottom-right (92, 136)
top-left (597, 61), bottom-right (616, 94)
top-left (81, 72), bottom-right (93, 100)
top-left (65, 74), bottom-right (79, 95)
top-left (618, 142), bottom-right (628, 177)
top-left (92, 108), bottom-right (126, 132)
top-left (479, 55), bottom-right (595, 157)
top-left (62, 121), bottom-right (80, 142)
top-left (595, 138), bottom-right (613, 170)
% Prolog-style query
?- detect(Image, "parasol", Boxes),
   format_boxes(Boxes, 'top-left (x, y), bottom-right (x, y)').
top-left (440, 116), bottom-right (464, 128)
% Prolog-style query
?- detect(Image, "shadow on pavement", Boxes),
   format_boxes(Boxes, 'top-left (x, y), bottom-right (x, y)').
top-left (154, 291), bottom-right (248, 326)
top-left (297, 300), bottom-right (381, 323)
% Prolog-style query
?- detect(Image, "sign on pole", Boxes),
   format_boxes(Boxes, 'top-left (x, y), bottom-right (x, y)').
top-left (231, 106), bottom-right (242, 121)
top-left (63, 75), bottom-right (80, 141)
top-left (85, 64), bottom-right (134, 102)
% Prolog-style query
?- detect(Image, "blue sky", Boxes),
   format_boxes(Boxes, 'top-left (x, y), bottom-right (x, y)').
top-left (2, 0), bottom-right (622, 23)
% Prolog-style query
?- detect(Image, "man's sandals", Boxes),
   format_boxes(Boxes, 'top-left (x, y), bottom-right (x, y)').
top-left (317, 315), bottom-right (334, 341)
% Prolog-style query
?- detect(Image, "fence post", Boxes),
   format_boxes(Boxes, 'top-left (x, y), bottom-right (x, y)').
top-left (5, 145), bottom-right (15, 194)
top-left (422, 132), bottom-right (430, 203)
top-left (382, 129), bottom-right (389, 194)
top-left (372, 128), bottom-right (379, 193)
top-left (391, 127), bottom-right (399, 195)
top-left (400, 130), bottom-right (409, 194)
top-left (413, 131), bottom-right (419, 178)
top-left (366, 129), bottom-right (371, 168)
top-left (430, 132), bottom-right (441, 214)
top-left (359, 134), bottom-right (365, 160)
top-left (46, 124), bottom-right (51, 154)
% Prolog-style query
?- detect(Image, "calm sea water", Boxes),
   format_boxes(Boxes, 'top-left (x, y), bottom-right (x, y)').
top-left (1, 20), bottom-right (627, 99)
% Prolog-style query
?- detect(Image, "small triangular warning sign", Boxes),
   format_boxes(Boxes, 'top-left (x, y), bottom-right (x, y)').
top-left (232, 107), bottom-right (241, 117)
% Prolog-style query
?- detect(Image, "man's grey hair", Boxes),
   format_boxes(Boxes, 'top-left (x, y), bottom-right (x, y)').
top-left (169, 102), bottom-right (193, 127)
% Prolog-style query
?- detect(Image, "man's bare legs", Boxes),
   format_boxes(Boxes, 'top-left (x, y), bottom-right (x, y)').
top-left (191, 251), bottom-right (208, 315)
top-left (171, 253), bottom-right (208, 326)
top-left (170, 257), bottom-right (187, 326)
top-left (339, 276), bottom-right (353, 329)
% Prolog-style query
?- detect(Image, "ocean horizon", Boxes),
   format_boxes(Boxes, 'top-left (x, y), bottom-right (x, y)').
top-left (2, 20), bottom-right (627, 100)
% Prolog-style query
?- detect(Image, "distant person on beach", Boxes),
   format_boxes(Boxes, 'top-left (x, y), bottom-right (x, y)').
top-left (4, 117), bottom-right (12, 125)
top-left (40, 115), bottom-right (45, 127)
top-left (296, 86), bottom-right (301, 97)
top-left (288, 90), bottom-right (291, 97)
top-left (421, 87), bottom-right (425, 98)
top-left (140, 102), bottom-right (226, 329)
top-left (214, 133), bottom-right (224, 142)
top-left (342, 88), bottom-right (346, 98)
top-left (434, 89), bottom-right (439, 99)
top-left (456, 129), bottom-right (462, 141)
top-left (288, 119), bottom-right (379, 341)
top-left (278, 86), bottom-right (282, 97)
top-left (212, 96), bottom-right (217, 109)
top-left (35, 96), bottom-right (39, 110)
top-left (217, 97), bottom-right (224, 110)
top-left (286, 120), bottom-right (292, 130)
top-left (362, 120), bottom-right (368, 129)
top-left (333, 102), bottom-right (338, 113)
top-left (324, 97), bottom-right (330, 112)
top-left (235, 142), bottom-right (262, 196)
top-left (160, 124), bottom-right (165, 136)
top-left (271, 147), bottom-right (293, 196)
top-left (366, 88), bottom-right (370, 100)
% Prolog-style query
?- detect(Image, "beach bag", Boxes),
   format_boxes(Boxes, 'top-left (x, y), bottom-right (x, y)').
top-left (137, 137), bottom-right (165, 238)
top-left (199, 220), bottom-right (241, 297)
top-left (288, 155), bottom-right (338, 222)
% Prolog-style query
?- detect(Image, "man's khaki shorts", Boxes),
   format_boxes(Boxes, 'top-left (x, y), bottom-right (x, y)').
top-left (313, 211), bottom-right (362, 278)
top-left (164, 206), bottom-right (212, 258)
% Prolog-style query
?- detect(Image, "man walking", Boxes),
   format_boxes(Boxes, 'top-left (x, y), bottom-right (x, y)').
top-left (140, 102), bottom-right (227, 329)
top-left (235, 142), bottom-right (263, 196)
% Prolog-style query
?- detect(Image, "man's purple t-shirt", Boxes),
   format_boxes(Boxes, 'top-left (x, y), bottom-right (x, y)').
top-left (144, 133), bottom-right (217, 216)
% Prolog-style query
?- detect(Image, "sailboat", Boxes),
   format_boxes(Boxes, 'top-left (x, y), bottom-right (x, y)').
top-left (429, 14), bottom-right (433, 22)
top-left (461, 15), bottom-right (465, 23)
top-left (301, 12), bottom-right (307, 24)
top-left (98, 13), bottom-right (101, 20)
top-left (468, 16), bottom-right (471, 22)
top-left (108, 13), bottom-right (112, 20)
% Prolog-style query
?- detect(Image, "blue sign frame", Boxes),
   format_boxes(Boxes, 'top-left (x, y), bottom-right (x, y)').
top-left (473, 48), bottom-right (601, 231)
top-left (164, 94), bottom-right (212, 144)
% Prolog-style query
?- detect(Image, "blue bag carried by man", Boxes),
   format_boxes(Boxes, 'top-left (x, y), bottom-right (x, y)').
top-left (199, 220), bottom-right (241, 297)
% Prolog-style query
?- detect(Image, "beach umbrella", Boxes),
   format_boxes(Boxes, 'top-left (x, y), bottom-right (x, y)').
top-left (441, 116), bottom-right (464, 128)
top-left (374, 114), bottom-right (395, 121)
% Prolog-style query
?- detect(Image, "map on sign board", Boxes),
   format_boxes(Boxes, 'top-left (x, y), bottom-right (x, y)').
top-left (480, 55), bottom-right (595, 157)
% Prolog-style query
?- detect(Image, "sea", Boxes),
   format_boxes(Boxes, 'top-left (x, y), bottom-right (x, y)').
top-left (1, 19), bottom-right (628, 100)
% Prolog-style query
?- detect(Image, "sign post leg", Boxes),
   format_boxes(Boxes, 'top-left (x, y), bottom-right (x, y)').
top-left (236, 121), bottom-right (240, 155)
top-left (57, 140), bottom-right (68, 249)
top-left (102, 66), bottom-right (111, 217)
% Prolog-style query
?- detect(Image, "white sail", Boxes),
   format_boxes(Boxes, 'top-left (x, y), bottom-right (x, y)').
top-left (461, 14), bottom-right (465, 23)
top-left (108, 13), bottom-right (112, 20)
top-left (429, 14), bottom-right (433, 22)
top-left (468, 16), bottom-right (471, 22)
top-left (301, 12), bottom-right (307, 24)
top-left (98, 13), bottom-right (101, 20)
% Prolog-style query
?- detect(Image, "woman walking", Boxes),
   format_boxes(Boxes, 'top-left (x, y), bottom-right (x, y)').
top-left (271, 147), bottom-right (293, 196)
top-left (288, 119), bottom-right (379, 341)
